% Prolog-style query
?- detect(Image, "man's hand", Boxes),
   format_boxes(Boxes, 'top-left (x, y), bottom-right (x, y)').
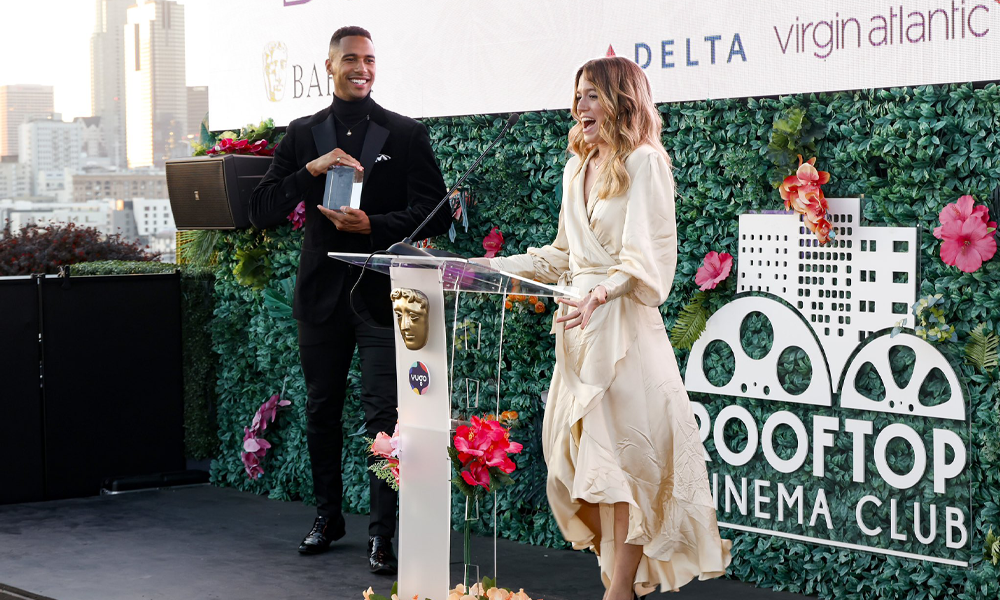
top-left (318, 205), bottom-right (371, 234)
top-left (307, 148), bottom-right (363, 177)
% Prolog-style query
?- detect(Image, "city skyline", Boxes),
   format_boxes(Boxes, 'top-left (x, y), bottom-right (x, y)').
top-left (0, 0), bottom-right (211, 123)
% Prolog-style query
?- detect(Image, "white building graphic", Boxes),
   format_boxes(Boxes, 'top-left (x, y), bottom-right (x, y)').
top-left (734, 198), bottom-right (918, 391)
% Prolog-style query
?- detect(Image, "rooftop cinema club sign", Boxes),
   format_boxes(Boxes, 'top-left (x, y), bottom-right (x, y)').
top-left (685, 200), bottom-right (971, 567)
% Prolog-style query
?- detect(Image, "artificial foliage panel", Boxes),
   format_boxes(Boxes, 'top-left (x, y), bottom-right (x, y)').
top-left (208, 85), bottom-right (1000, 598)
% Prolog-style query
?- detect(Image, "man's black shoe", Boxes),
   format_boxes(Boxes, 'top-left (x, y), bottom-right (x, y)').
top-left (297, 515), bottom-right (345, 554)
top-left (368, 535), bottom-right (398, 574)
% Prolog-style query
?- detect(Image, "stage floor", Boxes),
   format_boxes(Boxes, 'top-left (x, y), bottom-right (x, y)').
top-left (0, 485), bottom-right (813, 600)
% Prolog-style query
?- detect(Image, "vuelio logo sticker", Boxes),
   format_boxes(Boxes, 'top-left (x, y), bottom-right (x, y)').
top-left (409, 362), bottom-right (430, 395)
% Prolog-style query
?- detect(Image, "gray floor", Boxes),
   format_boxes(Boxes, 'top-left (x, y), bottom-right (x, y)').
top-left (0, 485), bottom-right (813, 600)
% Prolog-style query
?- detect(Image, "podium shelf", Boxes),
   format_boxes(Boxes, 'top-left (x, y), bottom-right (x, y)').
top-left (328, 252), bottom-right (580, 299)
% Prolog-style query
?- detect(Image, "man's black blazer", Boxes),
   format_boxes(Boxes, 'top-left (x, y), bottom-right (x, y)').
top-left (249, 99), bottom-right (450, 325)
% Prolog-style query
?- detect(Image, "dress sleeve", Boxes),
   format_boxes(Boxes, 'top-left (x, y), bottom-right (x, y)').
top-left (596, 150), bottom-right (677, 306)
top-left (490, 202), bottom-right (570, 285)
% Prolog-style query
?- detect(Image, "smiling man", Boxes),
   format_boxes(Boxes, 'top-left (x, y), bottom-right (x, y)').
top-left (248, 25), bottom-right (451, 574)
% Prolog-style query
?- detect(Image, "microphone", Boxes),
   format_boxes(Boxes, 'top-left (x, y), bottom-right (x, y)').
top-left (388, 113), bottom-right (521, 257)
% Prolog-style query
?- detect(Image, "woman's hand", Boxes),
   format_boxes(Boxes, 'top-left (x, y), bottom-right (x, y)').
top-left (555, 285), bottom-right (607, 330)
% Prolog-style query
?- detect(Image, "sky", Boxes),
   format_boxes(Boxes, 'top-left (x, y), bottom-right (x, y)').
top-left (0, 0), bottom-right (212, 121)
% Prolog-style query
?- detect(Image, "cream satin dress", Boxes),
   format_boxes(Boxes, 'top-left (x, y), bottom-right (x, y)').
top-left (493, 144), bottom-right (732, 594)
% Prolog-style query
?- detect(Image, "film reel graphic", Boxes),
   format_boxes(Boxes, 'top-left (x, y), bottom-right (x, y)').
top-left (686, 295), bottom-right (833, 406)
top-left (686, 294), bottom-right (964, 420)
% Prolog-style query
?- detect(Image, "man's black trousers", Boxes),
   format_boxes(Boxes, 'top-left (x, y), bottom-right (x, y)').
top-left (298, 283), bottom-right (397, 538)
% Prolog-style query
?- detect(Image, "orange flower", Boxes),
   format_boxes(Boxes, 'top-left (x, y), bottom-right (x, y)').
top-left (534, 301), bottom-right (545, 313)
top-left (504, 300), bottom-right (513, 310)
top-left (527, 296), bottom-right (539, 304)
top-left (509, 294), bottom-right (525, 303)
top-left (500, 410), bottom-right (519, 422)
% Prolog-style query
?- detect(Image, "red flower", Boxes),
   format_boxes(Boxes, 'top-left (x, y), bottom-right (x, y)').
top-left (482, 227), bottom-right (504, 258)
top-left (460, 461), bottom-right (491, 490)
top-left (287, 201), bottom-right (306, 230)
top-left (694, 251), bottom-right (733, 291)
top-left (453, 415), bottom-right (523, 492)
top-left (248, 139), bottom-right (269, 154)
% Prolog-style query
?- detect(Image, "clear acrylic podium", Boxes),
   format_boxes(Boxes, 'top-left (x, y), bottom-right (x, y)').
top-left (329, 252), bottom-right (577, 600)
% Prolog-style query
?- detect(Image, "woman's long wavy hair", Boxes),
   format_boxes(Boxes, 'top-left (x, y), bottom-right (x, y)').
top-left (568, 56), bottom-right (670, 200)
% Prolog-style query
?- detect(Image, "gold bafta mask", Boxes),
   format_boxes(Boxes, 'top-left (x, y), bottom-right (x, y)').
top-left (262, 41), bottom-right (288, 102)
top-left (390, 288), bottom-right (430, 351)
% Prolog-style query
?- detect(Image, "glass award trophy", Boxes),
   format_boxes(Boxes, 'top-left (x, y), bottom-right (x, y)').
top-left (322, 165), bottom-right (363, 211)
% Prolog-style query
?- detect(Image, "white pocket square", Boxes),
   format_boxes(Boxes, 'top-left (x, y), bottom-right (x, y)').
top-left (376, 154), bottom-right (391, 163)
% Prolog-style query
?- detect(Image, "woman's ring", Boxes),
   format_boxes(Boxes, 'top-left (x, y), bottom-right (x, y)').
top-left (335, 157), bottom-right (341, 163)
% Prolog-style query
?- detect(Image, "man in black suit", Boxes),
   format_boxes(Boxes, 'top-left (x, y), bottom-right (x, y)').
top-left (248, 25), bottom-right (450, 574)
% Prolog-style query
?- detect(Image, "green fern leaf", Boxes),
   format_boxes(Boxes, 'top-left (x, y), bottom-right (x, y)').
top-left (964, 322), bottom-right (999, 373)
top-left (670, 291), bottom-right (711, 351)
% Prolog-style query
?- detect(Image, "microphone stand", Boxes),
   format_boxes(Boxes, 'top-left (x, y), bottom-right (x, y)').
top-left (387, 113), bottom-right (520, 257)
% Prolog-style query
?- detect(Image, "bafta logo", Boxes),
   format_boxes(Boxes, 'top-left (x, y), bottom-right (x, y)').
top-left (262, 41), bottom-right (288, 102)
top-left (391, 288), bottom-right (430, 351)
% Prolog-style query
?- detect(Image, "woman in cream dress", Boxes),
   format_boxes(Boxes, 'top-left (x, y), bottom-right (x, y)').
top-left (485, 57), bottom-right (732, 598)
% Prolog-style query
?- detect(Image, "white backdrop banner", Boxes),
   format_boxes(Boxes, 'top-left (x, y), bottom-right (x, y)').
top-left (207, 0), bottom-right (1000, 129)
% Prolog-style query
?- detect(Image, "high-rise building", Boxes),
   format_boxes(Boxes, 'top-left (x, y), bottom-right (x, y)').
top-left (18, 117), bottom-right (84, 196)
top-left (90, 0), bottom-right (131, 167)
top-left (0, 85), bottom-right (55, 158)
top-left (0, 156), bottom-right (32, 200)
top-left (186, 86), bottom-right (208, 143)
top-left (125, 0), bottom-right (187, 169)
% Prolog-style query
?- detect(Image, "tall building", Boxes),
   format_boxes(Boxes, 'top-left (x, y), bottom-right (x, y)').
top-left (125, 0), bottom-right (187, 169)
top-left (0, 85), bottom-right (55, 158)
top-left (18, 117), bottom-right (84, 196)
top-left (90, 0), bottom-right (131, 167)
top-left (0, 156), bottom-right (31, 200)
top-left (186, 86), bottom-right (208, 143)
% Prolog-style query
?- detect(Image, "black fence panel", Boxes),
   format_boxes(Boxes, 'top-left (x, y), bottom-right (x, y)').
top-left (39, 272), bottom-right (184, 500)
top-left (0, 277), bottom-right (44, 504)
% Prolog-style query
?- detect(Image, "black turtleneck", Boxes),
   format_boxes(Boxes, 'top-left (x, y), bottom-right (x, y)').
top-left (332, 93), bottom-right (373, 161)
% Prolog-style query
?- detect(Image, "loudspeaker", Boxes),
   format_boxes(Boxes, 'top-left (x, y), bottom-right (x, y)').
top-left (166, 154), bottom-right (273, 229)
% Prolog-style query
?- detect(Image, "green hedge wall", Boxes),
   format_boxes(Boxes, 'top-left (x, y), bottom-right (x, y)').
top-left (209, 83), bottom-right (1000, 598)
top-left (71, 260), bottom-right (219, 459)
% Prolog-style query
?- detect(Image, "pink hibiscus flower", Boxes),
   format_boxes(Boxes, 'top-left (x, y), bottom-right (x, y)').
top-left (938, 216), bottom-right (997, 273)
top-left (694, 251), bottom-right (733, 291)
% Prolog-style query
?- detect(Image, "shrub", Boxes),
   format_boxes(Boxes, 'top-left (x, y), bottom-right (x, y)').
top-left (0, 222), bottom-right (156, 276)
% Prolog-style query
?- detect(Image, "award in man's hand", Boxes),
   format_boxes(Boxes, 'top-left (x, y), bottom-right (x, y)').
top-left (323, 165), bottom-right (363, 211)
